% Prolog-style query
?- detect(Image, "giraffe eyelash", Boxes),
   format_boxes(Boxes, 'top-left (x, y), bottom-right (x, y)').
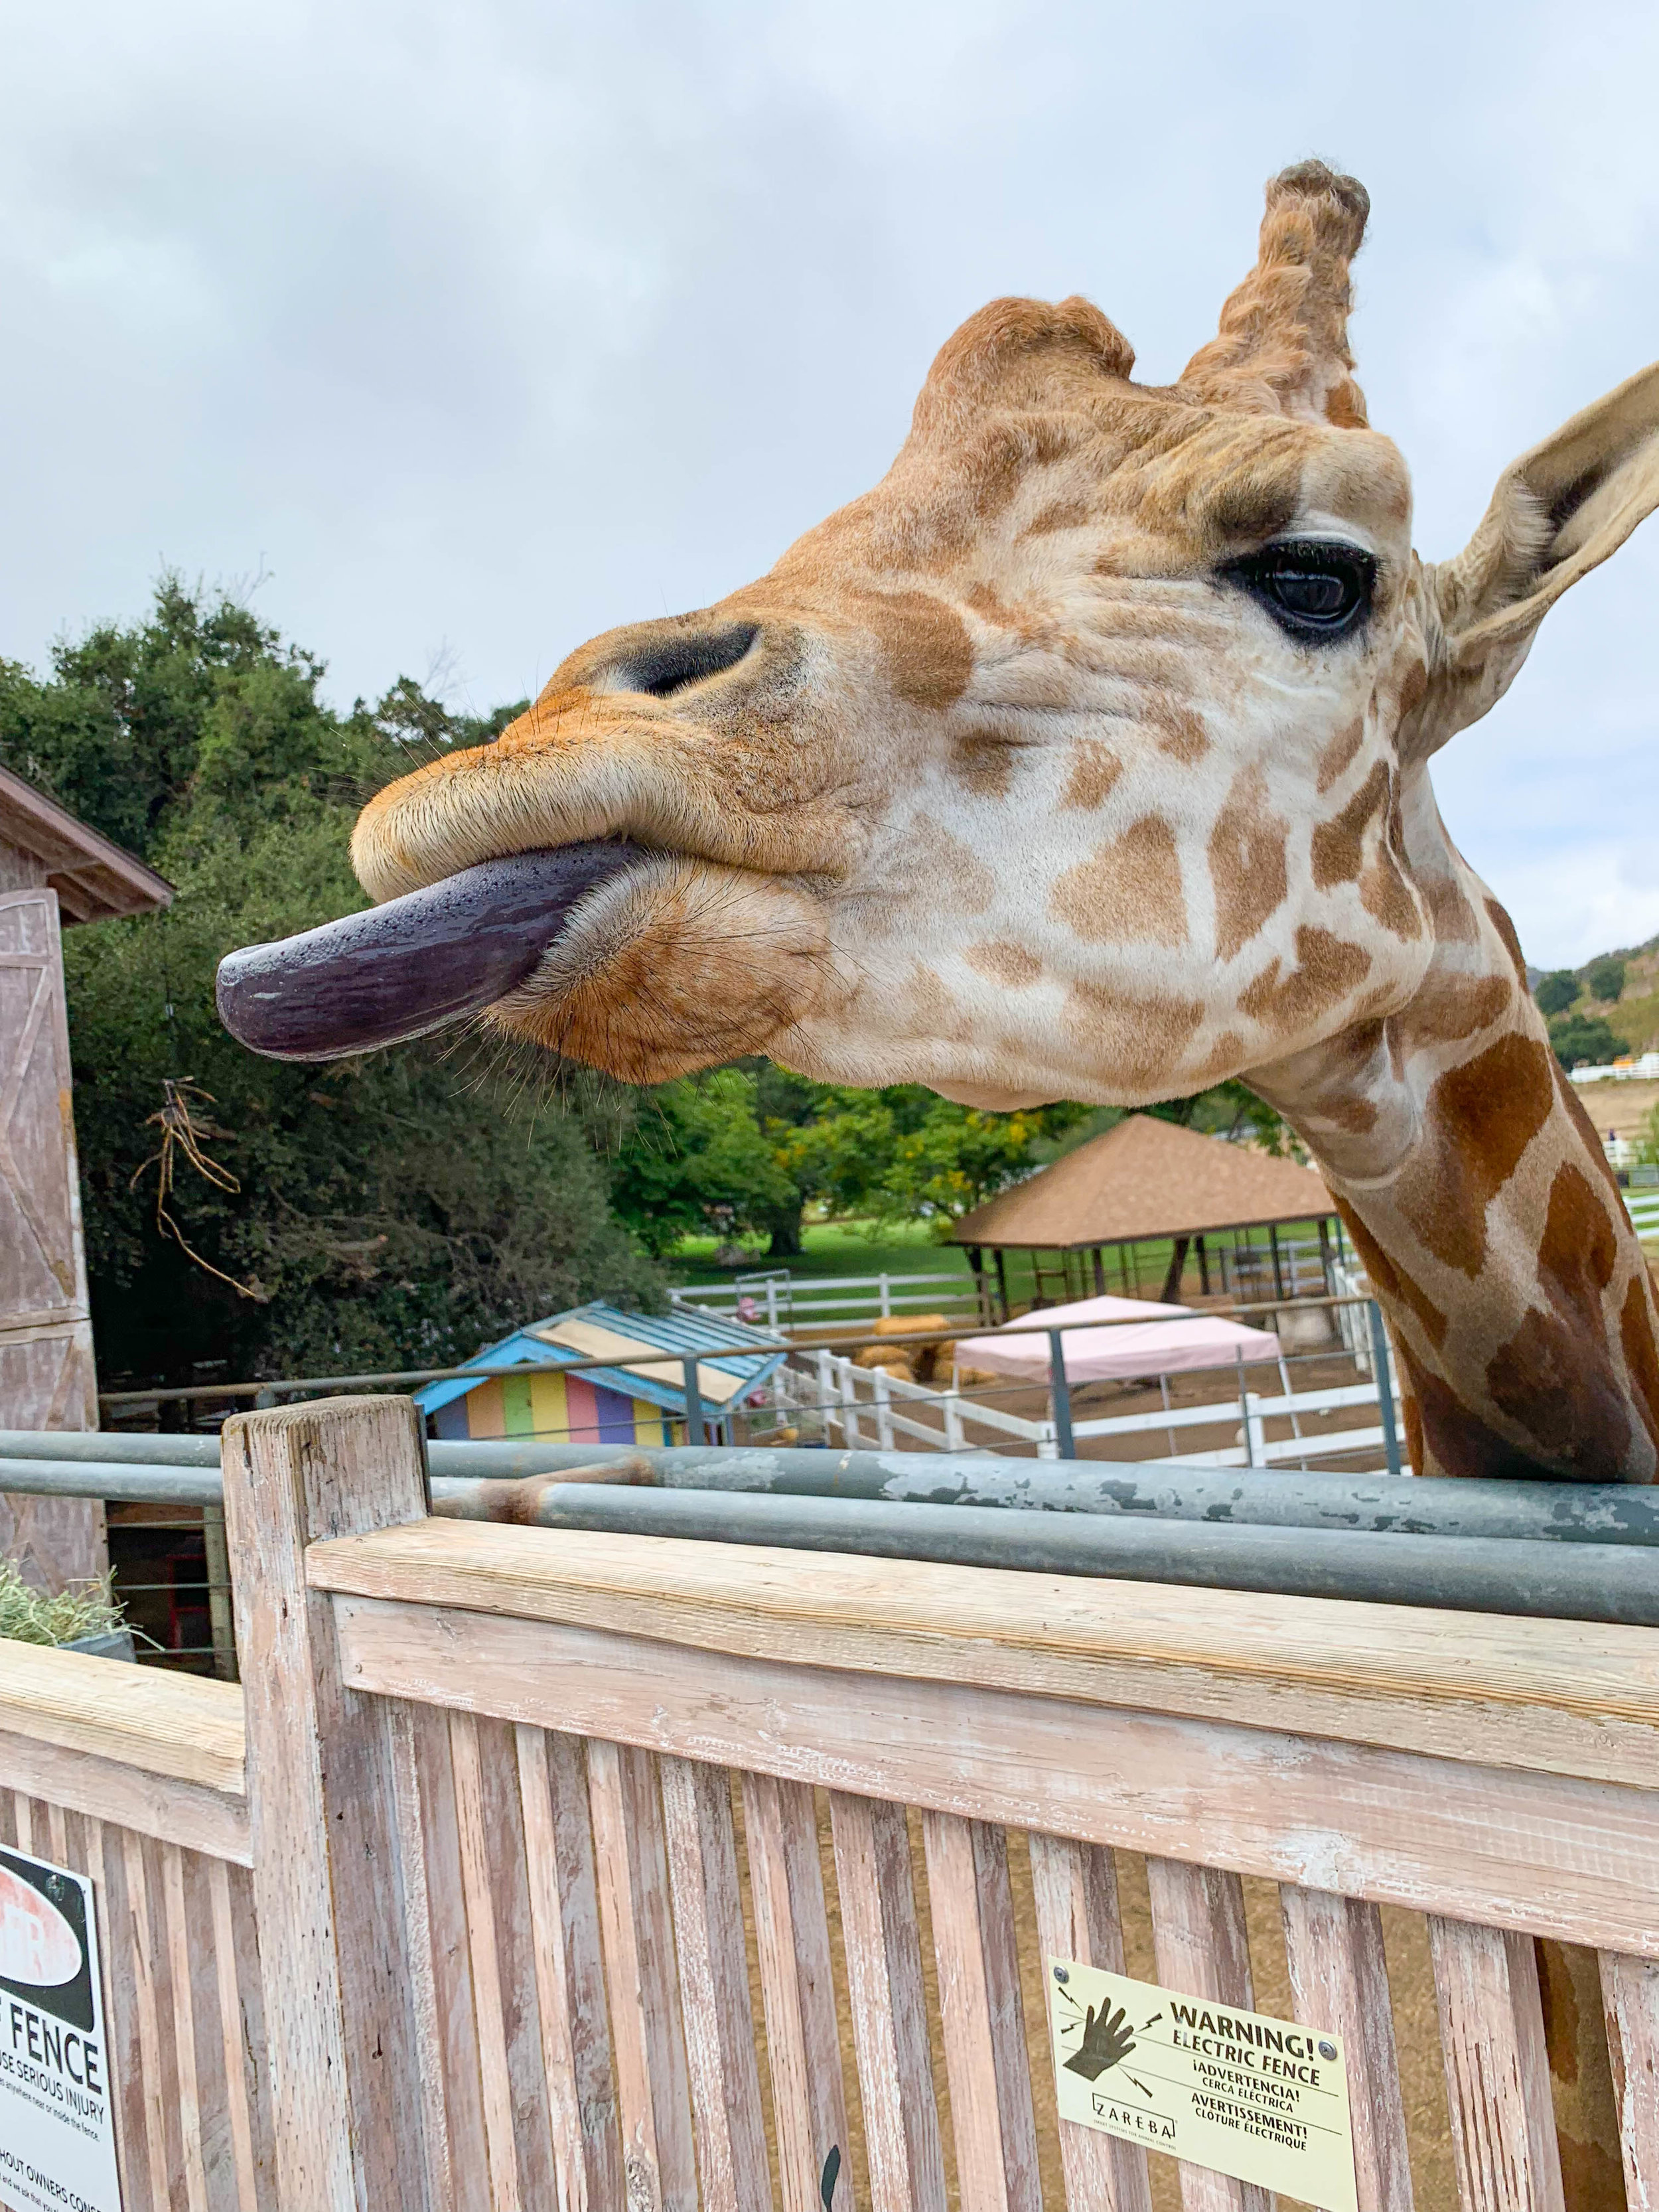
top-left (1221, 539), bottom-right (1378, 642)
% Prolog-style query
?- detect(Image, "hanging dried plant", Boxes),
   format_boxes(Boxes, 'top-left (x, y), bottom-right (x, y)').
top-left (129, 1078), bottom-right (269, 1301)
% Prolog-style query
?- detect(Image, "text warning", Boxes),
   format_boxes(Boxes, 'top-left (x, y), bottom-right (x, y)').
top-left (0, 1842), bottom-right (121, 2212)
top-left (1047, 1954), bottom-right (1358, 2212)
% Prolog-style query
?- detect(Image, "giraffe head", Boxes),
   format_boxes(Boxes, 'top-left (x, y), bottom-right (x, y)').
top-left (252, 164), bottom-right (1659, 1102)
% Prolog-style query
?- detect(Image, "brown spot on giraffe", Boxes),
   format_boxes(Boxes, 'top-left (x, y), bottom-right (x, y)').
top-left (1484, 1163), bottom-right (1630, 1478)
top-left (861, 591), bottom-right (975, 709)
top-left (1333, 1199), bottom-right (1449, 1351)
top-left (1357, 846), bottom-right (1423, 940)
top-left (1484, 897), bottom-right (1531, 988)
top-left (1401, 1346), bottom-right (1556, 1480)
top-left (1315, 717), bottom-right (1365, 794)
top-left (1063, 980), bottom-right (1204, 1088)
top-left (1208, 765), bottom-right (1289, 960)
top-left (1060, 740), bottom-right (1125, 811)
top-left (950, 729), bottom-right (1017, 797)
top-left (1620, 1275), bottom-right (1659, 1459)
top-left (1310, 760), bottom-right (1389, 887)
top-left (1051, 816), bottom-right (1187, 946)
top-left (1019, 496), bottom-right (1092, 538)
top-left (1150, 701), bottom-right (1210, 765)
top-left (965, 940), bottom-right (1042, 988)
top-left (1239, 926), bottom-right (1370, 1031)
top-left (1407, 970), bottom-right (1512, 1044)
top-left (1395, 1034), bottom-right (1557, 1277)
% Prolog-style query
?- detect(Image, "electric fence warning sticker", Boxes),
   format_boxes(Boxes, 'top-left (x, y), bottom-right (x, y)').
top-left (1047, 1956), bottom-right (1358, 2212)
top-left (0, 1843), bottom-right (122, 2212)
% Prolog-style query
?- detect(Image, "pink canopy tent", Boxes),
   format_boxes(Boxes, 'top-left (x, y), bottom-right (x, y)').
top-left (953, 1292), bottom-right (1284, 1384)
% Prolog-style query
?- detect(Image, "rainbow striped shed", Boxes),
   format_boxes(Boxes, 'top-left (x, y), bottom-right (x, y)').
top-left (413, 1300), bottom-right (786, 1447)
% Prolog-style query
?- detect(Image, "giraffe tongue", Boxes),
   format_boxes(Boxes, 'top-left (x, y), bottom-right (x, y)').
top-left (215, 842), bottom-right (644, 1062)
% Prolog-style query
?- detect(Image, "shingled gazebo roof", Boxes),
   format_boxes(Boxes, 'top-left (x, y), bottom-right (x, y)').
top-left (950, 1113), bottom-right (1335, 1252)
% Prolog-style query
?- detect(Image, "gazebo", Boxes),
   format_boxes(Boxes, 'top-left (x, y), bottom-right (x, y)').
top-left (1, 763), bottom-right (173, 1589)
top-left (952, 1112), bottom-right (1339, 1319)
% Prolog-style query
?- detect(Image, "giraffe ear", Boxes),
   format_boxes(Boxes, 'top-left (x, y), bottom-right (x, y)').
top-left (1415, 362), bottom-right (1659, 752)
top-left (1179, 161), bottom-right (1370, 428)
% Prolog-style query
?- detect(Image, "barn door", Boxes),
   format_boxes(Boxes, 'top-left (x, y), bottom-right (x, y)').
top-left (0, 885), bottom-right (103, 1587)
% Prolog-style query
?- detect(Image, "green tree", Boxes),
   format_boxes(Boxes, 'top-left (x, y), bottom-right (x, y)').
top-left (1547, 1012), bottom-right (1628, 1071)
top-left (1, 580), bottom-right (653, 1384)
top-left (1536, 970), bottom-right (1581, 1017)
top-left (1587, 956), bottom-right (1626, 1004)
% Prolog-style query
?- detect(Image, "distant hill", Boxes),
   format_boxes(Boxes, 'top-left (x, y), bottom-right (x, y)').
top-left (1528, 934), bottom-right (1659, 1057)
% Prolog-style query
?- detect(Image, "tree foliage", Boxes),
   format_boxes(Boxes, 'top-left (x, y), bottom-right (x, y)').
top-left (1, 581), bottom-right (655, 1384)
top-left (1535, 969), bottom-right (1581, 1017)
top-left (1586, 956), bottom-right (1626, 1005)
top-left (1546, 1012), bottom-right (1628, 1071)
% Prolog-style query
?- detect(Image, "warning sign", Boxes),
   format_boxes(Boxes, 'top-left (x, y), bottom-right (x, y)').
top-left (0, 1842), bottom-right (122, 2212)
top-left (1047, 1956), bottom-right (1357, 2212)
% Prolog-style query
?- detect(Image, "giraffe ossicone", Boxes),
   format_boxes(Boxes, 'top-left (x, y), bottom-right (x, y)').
top-left (222, 161), bottom-right (1659, 1483)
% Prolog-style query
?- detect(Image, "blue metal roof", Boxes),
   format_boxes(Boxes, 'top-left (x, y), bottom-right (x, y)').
top-left (413, 1301), bottom-right (787, 1419)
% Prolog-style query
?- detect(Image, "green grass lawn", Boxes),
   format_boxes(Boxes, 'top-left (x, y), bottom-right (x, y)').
top-left (665, 1216), bottom-right (1339, 1314)
top-left (667, 1218), bottom-right (974, 1288)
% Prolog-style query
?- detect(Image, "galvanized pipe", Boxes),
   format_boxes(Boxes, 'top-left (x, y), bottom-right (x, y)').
top-left (5, 1434), bottom-right (1659, 1545)
top-left (456, 1482), bottom-right (1659, 1626)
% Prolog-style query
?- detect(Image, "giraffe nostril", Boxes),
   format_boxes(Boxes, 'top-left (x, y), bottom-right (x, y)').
top-left (614, 623), bottom-right (760, 699)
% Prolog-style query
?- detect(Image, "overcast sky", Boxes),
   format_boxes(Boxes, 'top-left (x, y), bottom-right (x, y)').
top-left (4, 1), bottom-right (1656, 966)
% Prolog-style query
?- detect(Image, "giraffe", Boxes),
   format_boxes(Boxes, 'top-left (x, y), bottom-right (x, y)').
top-left (222, 162), bottom-right (1659, 2202)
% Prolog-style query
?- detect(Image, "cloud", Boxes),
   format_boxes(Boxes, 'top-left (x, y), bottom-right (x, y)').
top-left (0, 0), bottom-right (1655, 962)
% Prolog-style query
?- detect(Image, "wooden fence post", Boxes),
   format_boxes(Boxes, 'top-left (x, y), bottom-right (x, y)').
top-left (221, 1394), bottom-right (445, 2212)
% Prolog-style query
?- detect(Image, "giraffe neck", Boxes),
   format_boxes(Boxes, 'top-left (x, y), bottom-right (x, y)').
top-left (1248, 778), bottom-right (1659, 1482)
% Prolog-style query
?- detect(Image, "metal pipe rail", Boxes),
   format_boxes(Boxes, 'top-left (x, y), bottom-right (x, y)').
top-left (7, 1429), bottom-right (1659, 1544)
top-left (5, 1449), bottom-right (1654, 1621)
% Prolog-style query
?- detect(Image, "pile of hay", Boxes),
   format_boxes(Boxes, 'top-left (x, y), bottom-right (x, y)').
top-left (0, 1560), bottom-right (129, 1648)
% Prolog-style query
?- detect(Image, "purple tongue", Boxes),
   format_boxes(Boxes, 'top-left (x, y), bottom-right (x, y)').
top-left (216, 842), bottom-right (643, 1062)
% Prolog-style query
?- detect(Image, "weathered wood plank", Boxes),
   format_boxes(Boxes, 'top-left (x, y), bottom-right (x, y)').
top-left (0, 1723), bottom-right (250, 1862)
top-left (1599, 1950), bottom-right (1659, 2212)
top-left (1027, 1830), bottom-right (1153, 2212)
top-left (1428, 1916), bottom-right (1565, 2212)
top-left (920, 1810), bottom-right (1041, 2212)
top-left (305, 1518), bottom-right (1659, 1788)
top-left (660, 1755), bottom-right (771, 2211)
top-left (329, 1597), bottom-right (1659, 1958)
top-left (1147, 1857), bottom-right (1268, 2212)
top-left (829, 1791), bottom-right (947, 2212)
top-left (741, 1771), bottom-right (856, 2212)
top-left (222, 1395), bottom-right (441, 2212)
top-left (400, 1698), bottom-right (491, 2212)
top-left (122, 1826), bottom-right (181, 2212)
top-left (208, 1855), bottom-right (261, 2212)
top-left (1280, 1885), bottom-right (1413, 2211)
top-left (449, 1708), bottom-right (531, 2212)
top-left (0, 1614), bottom-right (243, 1791)
top-left (88, 1818), bottom-right (157, 2212)
top-left (587, 1736), bottom-right (697, 2212)
top-left (514, 1726), bottom-right (622, 2212)
top-left (161, 1842), bottom-right (211, 2212)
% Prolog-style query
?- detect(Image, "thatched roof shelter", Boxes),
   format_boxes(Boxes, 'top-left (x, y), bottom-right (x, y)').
top-left (951, 1114), bottom-right (1337, 1311)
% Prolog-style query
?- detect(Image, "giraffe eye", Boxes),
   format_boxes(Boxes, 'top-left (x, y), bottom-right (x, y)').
top-left (1226, 540), bottom-right (1376, 640)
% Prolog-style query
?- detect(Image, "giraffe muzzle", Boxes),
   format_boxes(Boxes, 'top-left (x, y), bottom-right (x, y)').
top-left (214, 840), bottom-right (646, 1061)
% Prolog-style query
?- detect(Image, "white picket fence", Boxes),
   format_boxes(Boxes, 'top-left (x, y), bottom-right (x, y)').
top-left (669, 1267), bottom-right (983, 1330)
top-left (769, 1342), bottom-right (1394, 1471)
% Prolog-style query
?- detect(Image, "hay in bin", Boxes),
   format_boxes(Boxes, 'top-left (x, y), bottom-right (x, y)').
top-left (0, 1558), bottom-right (129, 1647)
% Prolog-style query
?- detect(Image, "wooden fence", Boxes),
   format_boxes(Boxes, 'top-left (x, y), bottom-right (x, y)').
top-left (3, 1393), bottom-right (1658, 2211)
